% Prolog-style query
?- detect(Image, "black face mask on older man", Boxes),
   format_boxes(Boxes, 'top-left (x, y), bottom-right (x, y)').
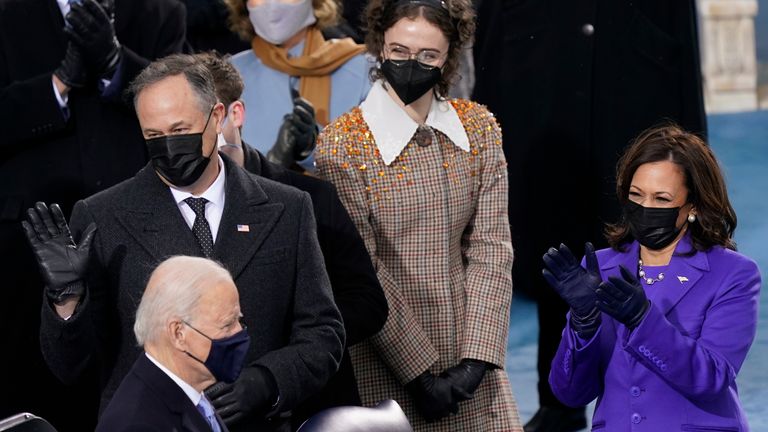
top-left (145, 108), bottom-right (216, 187)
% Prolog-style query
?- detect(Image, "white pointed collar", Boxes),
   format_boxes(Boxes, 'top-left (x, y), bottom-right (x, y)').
top-left (360, 81), bottom-right (470, 166)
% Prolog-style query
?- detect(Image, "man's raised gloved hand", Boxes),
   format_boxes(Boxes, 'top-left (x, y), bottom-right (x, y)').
top-left (405, 370), bottom-right (459, 422)
top-left (205, 366), bottom-right (278, 426)
top-left (54, 42), bottom-right (88, 89)
top-left (66, 0), bottom-right (121, 78)
top-left (22, 202), bottom-right (96, 304)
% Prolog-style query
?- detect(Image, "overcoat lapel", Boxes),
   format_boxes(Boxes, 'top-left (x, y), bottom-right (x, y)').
top-left (213, 157), bottom-right (284, 279)
top-left (114, 165), bottom-right (202, 261)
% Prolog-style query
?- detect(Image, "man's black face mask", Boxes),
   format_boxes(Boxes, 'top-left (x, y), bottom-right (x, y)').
top-left (146, 108), bottom-right (216, 187)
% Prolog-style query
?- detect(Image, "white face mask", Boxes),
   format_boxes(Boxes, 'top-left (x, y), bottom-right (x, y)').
top-left (248, 0), bottom-right (317, 45)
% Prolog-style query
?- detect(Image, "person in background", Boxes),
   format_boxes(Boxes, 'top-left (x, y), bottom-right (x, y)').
top-left (545, 124), bottom-right (760, 431)
top-left (223, 0), bottom-right (371, 170)
top-left (182, 0), bottom-right (250, 54)
top-left (472, 1), bottom-right (707, 429)
top-left (23, 53), bottom-right (344, 432)
top-left (97, 256), bottom-right (247, 432)
top-left (315, 0), bottom-right (522, 429)
top-left (196, 51), bottom-right (388, 428)
top-left (0, 0), bottom-right (185, 429)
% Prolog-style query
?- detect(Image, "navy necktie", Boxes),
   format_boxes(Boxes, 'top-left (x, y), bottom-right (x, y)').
top-left (184, 197), bottom-right (214, 257)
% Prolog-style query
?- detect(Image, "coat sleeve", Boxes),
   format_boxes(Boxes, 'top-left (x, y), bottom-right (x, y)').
top-left (321, 182), bottom-right (388, 346)
top-left (618, 257), bottom-right (761, 400)
top-left (459, 110), bottom-right (514, 368)
top-left (315, 126), bottom-right (439, 384)
top-left (39, 200), bottom-right (111, 385)
top-left (548, 313), bottom-right (606, 407)
top-left (254, 192), bottom-right (346, 412)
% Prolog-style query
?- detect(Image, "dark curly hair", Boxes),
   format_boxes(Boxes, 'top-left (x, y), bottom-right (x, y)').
top-left (605, 123), bottom-right (738, 252)
top-left (364, 0), bottom-right (475, 97)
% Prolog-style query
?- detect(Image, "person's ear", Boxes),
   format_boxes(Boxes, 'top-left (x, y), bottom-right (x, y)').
top-left (212, 102), bottom-right (227, 134)
top-left (228, 101), bottom-right (246, 129)
top-left (168, 319), bottom-right (188, 351)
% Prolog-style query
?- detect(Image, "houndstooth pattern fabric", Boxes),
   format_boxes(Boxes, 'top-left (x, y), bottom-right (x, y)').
top-left (316, 99), bottom-right (522, 431)
top-left (184, 197), bottom-right (214, 257)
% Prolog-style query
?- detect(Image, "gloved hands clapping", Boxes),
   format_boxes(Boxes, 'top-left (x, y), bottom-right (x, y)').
top-left (542, 242), bottom-right (602, 338)
top-left (267, 97), bottom-right (319, 168)
top-left (54, 42), bottom-right (88, 89)
top-left (405, 370), bottom-right (458, 422)
top-left (440, 359), bottom-right (487, 401)
top-left (65, 0), bottom-right (121, 78)
top-left (205, 366), bottom-right (278, 426)
top-left (596, 265), bottom-right (650, 329)
top-left (22, 202), bottom-right (96, 304)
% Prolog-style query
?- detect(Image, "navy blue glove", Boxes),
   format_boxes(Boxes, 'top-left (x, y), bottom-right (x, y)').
top-left (440, 359), bottom-right (487, 402)
top-left (543, 242), bottom-right (602, 339)
top-left (596, 265), bottom-right (650, 329)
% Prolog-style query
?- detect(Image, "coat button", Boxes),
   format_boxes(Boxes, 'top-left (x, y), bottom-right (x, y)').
top-left (631, 413), bottom-right (642, 424)
top-left (630, 386), bottom-right (641, 397)
top-left (582, 23), bottom-right (595, 36)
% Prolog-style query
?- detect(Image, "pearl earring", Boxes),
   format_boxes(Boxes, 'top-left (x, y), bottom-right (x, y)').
top-left (688, 214), bottom-right (696, 223)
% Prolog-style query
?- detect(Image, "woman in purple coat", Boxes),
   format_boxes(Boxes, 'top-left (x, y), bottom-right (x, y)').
top-left (543, 124), bottom-right (761, 431)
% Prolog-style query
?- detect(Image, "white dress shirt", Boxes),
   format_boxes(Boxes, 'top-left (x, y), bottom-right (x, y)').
top-left (169, 156), bottom-right (227, 243)
top-left (360, 80), bottom-right (470, 166)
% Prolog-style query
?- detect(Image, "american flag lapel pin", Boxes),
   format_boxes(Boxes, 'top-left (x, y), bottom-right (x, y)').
top-left (237, 224), bottom-right (250, 233)
top-left (677, 276), bottom-right (689, 283)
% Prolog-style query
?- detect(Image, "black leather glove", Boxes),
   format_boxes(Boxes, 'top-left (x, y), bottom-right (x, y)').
top-left (405, 370), bottom-right (458, 422)
top-left (596, 265), bottom-right (650, 329)
top-left (440, 359), bottom-right (487, 401)
top-left (54, 42), bottom-right (88, 89)
top-left (65, 0), bottom-right (121, 78)
top-left (542, 242), bottom-right (602, 339)
top-left (266, 97), bottom-right (319, 167)
top-left (21, 202), bottom-right (96, 304)
top-left (205, 366), bottom-right (278, 426)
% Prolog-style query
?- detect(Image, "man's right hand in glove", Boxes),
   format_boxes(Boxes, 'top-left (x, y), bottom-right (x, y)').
top-left (205, 366), bottom-right (278, 426)
top-left (54, 42), bottom-right (88, 94)
top-left (22, 202), bottom-right (96, 315)
top-left (266, 97), bottom-right (319, 168)
top-left (405, 370), bottom-right (459, 423)
top-left (542, 242), bottom-right (602, 339)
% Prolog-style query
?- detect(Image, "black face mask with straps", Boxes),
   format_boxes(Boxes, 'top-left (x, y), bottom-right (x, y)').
top-left (381, 59), bottom-right (442, 105)
top-left (145, 108), bottom-right (216, 187)
top-left (623, 200), bottom-right (685, 250)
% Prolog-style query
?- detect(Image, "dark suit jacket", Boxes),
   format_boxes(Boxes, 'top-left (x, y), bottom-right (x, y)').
top-left (0, 1), bottom-right (185, 428)
top-left (39, 156), bottom-right (345, 432)
top-left (97, 354), bottom-right (228, 432)
top-left (241, 146), bottom-right (387, 425)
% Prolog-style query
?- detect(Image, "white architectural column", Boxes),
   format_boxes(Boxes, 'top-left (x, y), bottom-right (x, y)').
top-left (698, 0), bottom-right (760, 112)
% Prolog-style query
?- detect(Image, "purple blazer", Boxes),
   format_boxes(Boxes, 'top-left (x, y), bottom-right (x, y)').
top-left (549, 234), bottom-right (761, 431)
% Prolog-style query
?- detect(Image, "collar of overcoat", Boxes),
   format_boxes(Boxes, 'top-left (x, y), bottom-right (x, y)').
top-left (114, 155), bottom-right (284, 279)
top-left (599, 233), bottom-right (710, 315)
top-left (133, 354), bottom-right (229, 432)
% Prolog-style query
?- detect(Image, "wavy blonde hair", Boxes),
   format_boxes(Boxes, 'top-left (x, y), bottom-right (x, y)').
top-left (224, 0), bottom-right (340, 42)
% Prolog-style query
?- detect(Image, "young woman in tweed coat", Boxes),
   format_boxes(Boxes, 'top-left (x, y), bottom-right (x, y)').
top-left (315, 0), bottom-right (522, 429)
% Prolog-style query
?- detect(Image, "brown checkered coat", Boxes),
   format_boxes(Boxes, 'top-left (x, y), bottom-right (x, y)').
top-left (316, 99), bottom-right (522, 431)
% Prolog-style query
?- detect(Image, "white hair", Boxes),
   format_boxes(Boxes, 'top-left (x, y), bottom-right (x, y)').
top-left (134, 256), bottom-right (234, 347)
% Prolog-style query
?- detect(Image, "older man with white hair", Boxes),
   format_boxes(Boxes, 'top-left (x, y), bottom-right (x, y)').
top-left (97, 256), bottom-right (249, 432)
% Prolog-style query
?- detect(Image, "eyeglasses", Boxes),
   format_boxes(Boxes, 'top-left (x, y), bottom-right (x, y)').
top-left (384, 45), bottom-right (445, 69)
